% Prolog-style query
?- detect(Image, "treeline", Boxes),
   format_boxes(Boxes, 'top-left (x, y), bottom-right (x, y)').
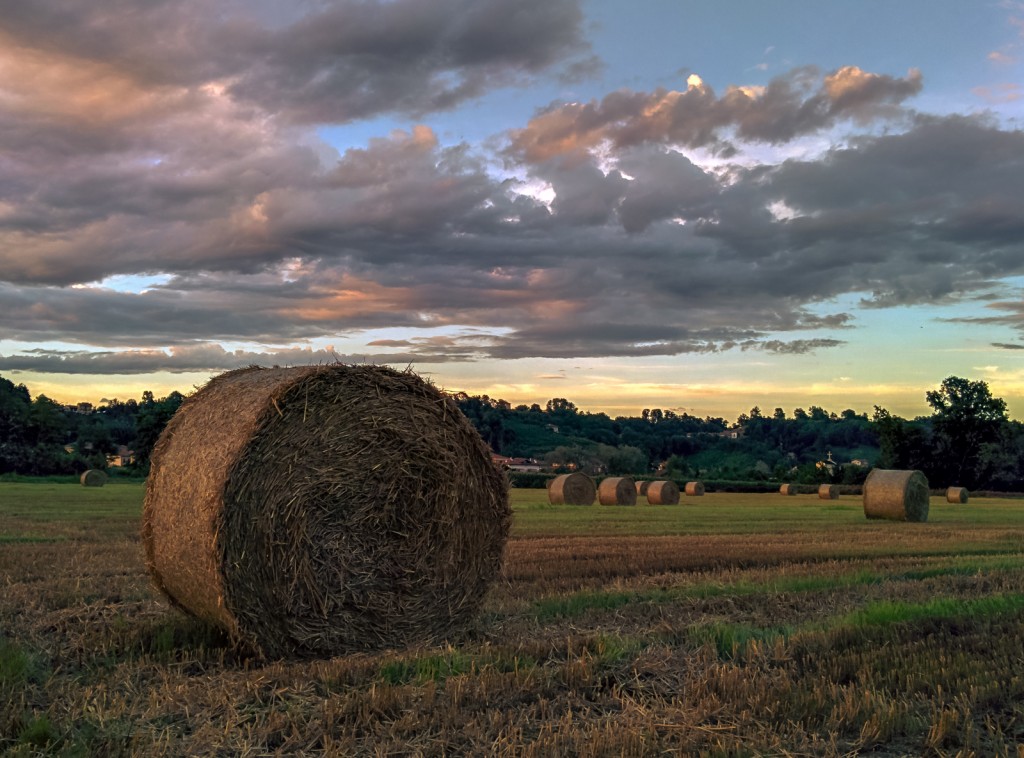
top-left (455, 377), bottom-right (1024, 490)
top-left (0, 374), bottom-right (182, 476)
top-left (455, 395), bottom-right (878, 485)
top-left (1, 372), bottom-right (1022, 490)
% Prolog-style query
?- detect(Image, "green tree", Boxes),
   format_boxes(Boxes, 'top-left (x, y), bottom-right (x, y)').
top-left (925, 376), bottom-right (1009, 488)
top-left (133, 391), bottom-right (185, 469)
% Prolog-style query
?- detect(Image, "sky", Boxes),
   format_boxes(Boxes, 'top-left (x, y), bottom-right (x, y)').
top-left (1, 0), bottom-right (1023, 421)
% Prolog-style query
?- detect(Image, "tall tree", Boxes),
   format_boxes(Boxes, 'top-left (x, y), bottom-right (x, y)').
top-left (925, 376), bottom-right (1008, 488)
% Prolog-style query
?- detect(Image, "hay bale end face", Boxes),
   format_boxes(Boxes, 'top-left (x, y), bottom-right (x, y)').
top-left (598, 477), bottom-right (637, 505)
top-left (142, 365), bottom-right (511, 658)
top-left (635, 480), bottom-right (651, 497)
top-left (946, 486), bottom-right (969, 504)
top-left (646, 480), bottom-right (680, 505)
top-left (80, 469), bottom-right (108, 487)
top-left (863, 468), bottom-right (930, 522)
top-left (818, 484), bottom-right (839, 500)
top-left (548, 473), bottom-right (596, 505)
top-left (684, 481), bottom-right (705, 497)
top-left (779, 483), bottom-right (797, 496)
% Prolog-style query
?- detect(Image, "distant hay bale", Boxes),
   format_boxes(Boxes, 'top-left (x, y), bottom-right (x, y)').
top-left (646, 480), bottom-right (680, 505)
top-left (818, 484), bottom-right (839, 500)
top-left (80, 469), bottom-right (107, 487)
top-left (598, 477), bottom-right (637, 505)
top-left (684, 481), bottom-right (705, 497)
top-left (863, 468), bottom-right (930, 522)
top-left (635, 480), bottom-right (651, 496)
top-left (946, 486), bottom-right (969, 504)
top-left (548, 473), bottom-right (596, 505)
top-left (779, 483), bottom-right (797, 496)
top-left (142, 365), bottom-right (511, 659)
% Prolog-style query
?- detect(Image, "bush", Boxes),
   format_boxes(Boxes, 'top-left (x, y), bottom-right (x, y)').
top-left (508, 472), bottom-right (554, 489)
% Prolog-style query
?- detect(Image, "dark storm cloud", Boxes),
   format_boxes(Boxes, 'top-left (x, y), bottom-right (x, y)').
top-left (507, 66), bottom-right (922, 162)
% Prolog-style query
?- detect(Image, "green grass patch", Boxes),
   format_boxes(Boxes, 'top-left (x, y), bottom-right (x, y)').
top-left (529, 555), bottom-right (1024, 621)
top-left (688, 622), bottom-right (794, 659)
top-left (837, 593), bottom-right (1024, 629)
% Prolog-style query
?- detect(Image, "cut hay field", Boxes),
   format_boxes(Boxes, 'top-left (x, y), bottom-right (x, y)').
top-left (3, 483), bottom-right (1024, 756)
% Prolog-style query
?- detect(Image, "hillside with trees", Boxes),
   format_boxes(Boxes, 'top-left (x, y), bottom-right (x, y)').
top-left (2, 372), bottom-right (1022, 490)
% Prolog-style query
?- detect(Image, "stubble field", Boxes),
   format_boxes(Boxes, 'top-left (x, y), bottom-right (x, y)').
top-left (2, 482), bottom-right (1024, 756)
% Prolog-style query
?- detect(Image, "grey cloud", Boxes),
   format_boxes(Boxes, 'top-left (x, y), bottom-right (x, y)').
top-left (0, 15), bottom-right (1019, 373)
top-left (0, 343), bottom-right (475, 375)
top-left (0, 0), bottom-right (594, 123)
top-left (742, 339), bottom-right (846, 354)
top-left (993, 342), bottom-right (1024, 350)
top-left (507, 66), bottom-right (922, 162)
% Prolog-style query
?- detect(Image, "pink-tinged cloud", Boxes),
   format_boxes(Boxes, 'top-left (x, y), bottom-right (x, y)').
top-left (507, 66), bottom-right (922, 162)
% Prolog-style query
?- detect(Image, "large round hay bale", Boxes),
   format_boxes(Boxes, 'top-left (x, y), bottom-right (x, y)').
top-left (80, 469), bottom-right (107, 487)
top-left (646, 480), bottom-right (680, 505)
top-left (142, 365), bottom-right (511, 658)
top-left (684, 481), bottom-right (704, 497)
top-left (863, 468), bottom-right (929, 522)
top-left (779, 483), bottom-right (797, 496)
top-left (946, 487), bottom-right (969, 504)
top-left (818, 484), bottom-right (839, 500)
top-left (635, 480), bottom-right (651, 497)
top-left (598, 477), bottom-right (636, 505)
top-left (548, 473), bottom-right (596, 505)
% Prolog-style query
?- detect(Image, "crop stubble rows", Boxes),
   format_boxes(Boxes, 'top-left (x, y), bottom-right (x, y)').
top-left (2, 483), bottom-right (1024, 755)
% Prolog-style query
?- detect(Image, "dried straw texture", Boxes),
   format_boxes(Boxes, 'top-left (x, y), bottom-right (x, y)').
top-left (635, 480), bottom-right (651, 496)
top-left (863, 468), bottom-right (930, 522)
top-left (598, 477), bottom-right (637, 506)
top-left (684, 481), bottom-right (705, 497)
top-left (547, 473), bottom-right (595, 505)
top-left (142, 365), bottom-right (511, 659)
top-left (80, 469), bottom-right (107, 487)
top-left (779, 484), bottom-right (797, 496)
top-left (818, 484), bottom-right (839, 500)
top-left (946, 487), bottom-right (969, 504)
top-left (646, 480), bottom-right (680, 505)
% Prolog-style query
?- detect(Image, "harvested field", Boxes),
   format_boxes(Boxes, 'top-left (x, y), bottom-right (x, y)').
top-left (3, 481), bottom-right (1024, 755)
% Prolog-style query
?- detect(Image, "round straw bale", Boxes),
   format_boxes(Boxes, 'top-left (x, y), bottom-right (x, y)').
top-left (779, 483), bottom-right (797, 496)
top-left (142, 365), bottom-right (511, 658)
top-left (635, 480), bottom-right (651, 496)
top-left (598, 477), bottom-right (637, 505)
top-left (818, 484), bottom-right (839, 500)
top-left (684, 481), bottom-right (705, 497)
top-left (863, 468), bottom-right (929, 522)
top-left (946, 486), bottom-right (969, 504)
top-left (80, 469), bottom-right (108, 487)
top-left (646, 480), bottom-right (680, 505)
top-left (548, 473), bottom-right (596, 505)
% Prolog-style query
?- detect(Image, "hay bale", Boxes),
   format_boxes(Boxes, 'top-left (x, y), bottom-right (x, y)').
top-left (598, 477), bottom-right (637, 505)
top-left (818, 484), bottom-right (839, 500)
top-left (80, 469), bottom-right (107, 487)
top-left (548, 473), bottom-right (596, 505)
top-left (946, 486), bottom-right (969, 504)
top-left (863, 468), bottom-right (930, 522)
top-left (779, 483), bottom-right (797, 496)
top-left (646, 480), bottom-right (680, 505)
top-left (635, 480), bottom-right (651, 497)
top-left (142, 365), bottom-right (511, 658)
top-left (684, 481), bottom-right (704, 497)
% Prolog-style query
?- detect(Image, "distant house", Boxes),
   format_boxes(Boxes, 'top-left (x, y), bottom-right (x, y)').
top-left (849, 458), bottom-right (870, 468)
top-left (106, 446), bottom-right (135, 467)
top-left (491, 454), bottom-right (543, 473)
